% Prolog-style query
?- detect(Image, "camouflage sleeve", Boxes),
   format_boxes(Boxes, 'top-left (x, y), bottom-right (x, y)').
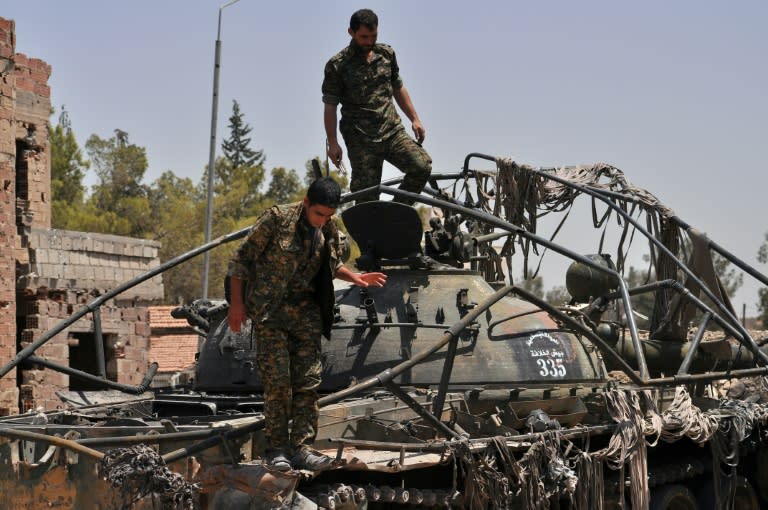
top-left (328, 218), bottom-right (344, 272)
top-left (390, 48), bottom-right (404, 90)
top-left (227, 208), bottom-right (277, 278)
top-left (322, 58), bottom-right (342, 105)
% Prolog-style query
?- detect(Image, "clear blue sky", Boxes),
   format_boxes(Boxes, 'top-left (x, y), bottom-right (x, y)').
top-left (4, 1), bottom-right (767, 314)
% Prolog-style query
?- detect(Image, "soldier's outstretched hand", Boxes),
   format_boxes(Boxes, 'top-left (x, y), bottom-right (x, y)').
top-left (335, 266), bottom-right (387, 288)
top-left (357, 272), bottom-right (387, 288)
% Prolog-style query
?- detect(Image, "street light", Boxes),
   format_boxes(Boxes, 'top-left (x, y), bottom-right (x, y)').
top-left (202, 0), bottom-right (241, 299)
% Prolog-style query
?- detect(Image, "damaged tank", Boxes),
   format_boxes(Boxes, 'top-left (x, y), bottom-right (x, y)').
top-left (2, 153), bottom-right (768, 510)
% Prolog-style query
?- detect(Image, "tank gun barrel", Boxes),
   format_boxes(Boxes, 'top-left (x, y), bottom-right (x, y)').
top-left (172, 305), bottom-right (210, 332)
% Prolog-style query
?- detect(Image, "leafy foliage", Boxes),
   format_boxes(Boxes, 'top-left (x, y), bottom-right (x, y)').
top-left (516, 274), bottom-right (544, 299)
top-left (49, 107), bottom-right (89, 229)
top-left (147, 172), bottom-right (205, 303)
top-left (265, 166), bottom-right (302, 204)
top-left (545, 286), bottom-right (570, 306)
top-left (85, 130), bottom-right (152, 237)
top-left (712, 252), bottom-right (743, 299)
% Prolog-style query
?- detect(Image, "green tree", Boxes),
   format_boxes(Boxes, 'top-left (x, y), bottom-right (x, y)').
top-left (212, 156), bottom-right (266, 219)
top-left (85, 130), bottom-right (151, 237)
top-left (147, 171), bottom-right (206, 303)
top-left (264, 166), bottom-right (302, 204)
top-left (516, 274), bottom-right (544, 299)
top-left (221, 100), bottom-right (263, 170)
top-left (545, 286), bottom-right (571, 306)
top-left (712, 252), bottom-right (743, 299)
top-left (49, 107), bottom-right (89, 229)
top-left (213, 101), bottom-right (267, 218)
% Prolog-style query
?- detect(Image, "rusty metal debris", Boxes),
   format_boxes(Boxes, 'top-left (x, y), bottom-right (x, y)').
top-left (99, 444), bottom-right (199, 510)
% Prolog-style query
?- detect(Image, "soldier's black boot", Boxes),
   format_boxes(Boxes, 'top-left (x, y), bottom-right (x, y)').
top-left (265, 449), bottom-right (292, 472)
top-left (291, 448), bottom-right (333, 471)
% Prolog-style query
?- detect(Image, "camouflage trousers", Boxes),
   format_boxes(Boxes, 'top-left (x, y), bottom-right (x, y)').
top-left (344, 127), bottom-right (432, 204)
top-left (254, 297), bottom-right (322, 452)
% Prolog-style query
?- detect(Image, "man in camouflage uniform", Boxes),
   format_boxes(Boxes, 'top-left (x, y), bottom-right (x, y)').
top-left (323, 8), bottom-right (432, 204)
top-left (227, 178), bottom-right (387, 471)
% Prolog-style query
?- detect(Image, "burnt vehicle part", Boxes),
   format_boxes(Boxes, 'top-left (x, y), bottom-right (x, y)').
top-left (1, 153), bottom-right (768, 509)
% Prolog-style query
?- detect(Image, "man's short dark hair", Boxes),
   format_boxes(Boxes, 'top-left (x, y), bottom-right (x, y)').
top-left (350, 9), bottom-right (378, 31)
top-left (307, 177), bottom-right (341, 208)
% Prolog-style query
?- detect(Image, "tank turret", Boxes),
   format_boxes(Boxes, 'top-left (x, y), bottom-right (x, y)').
top-left (194, 201), bottom-right (607, 393)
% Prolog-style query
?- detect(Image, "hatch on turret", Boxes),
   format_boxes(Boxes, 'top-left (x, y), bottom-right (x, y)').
top-left (342, 201), bottom-right (422, 262)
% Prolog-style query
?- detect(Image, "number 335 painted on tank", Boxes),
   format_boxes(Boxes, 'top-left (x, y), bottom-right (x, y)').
top-left (527, 332), bottom-right (570, 378)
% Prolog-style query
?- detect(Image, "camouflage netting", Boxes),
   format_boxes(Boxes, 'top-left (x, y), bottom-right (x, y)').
top-left (98, 444), bottom-right (199, 510)
top-left (456, 158), bottom-right (737, 341)
top-left (455, 385), bottom-right (768, 510)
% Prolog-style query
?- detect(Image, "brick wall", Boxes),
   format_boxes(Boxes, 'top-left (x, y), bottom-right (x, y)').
top-left (148, 306), bottom-right (198, 373)
top-left (1, 15), bottom-right (52, 414)
top-left (12, 46), bottom-right (51, 230)
top-left (0, 16), bottom-right (19, 415)
top-left (1, 15), bottom-right (168, 414)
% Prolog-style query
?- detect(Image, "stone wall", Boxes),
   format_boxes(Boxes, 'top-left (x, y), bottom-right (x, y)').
top-left (19, 228), bottom-right (163, 300)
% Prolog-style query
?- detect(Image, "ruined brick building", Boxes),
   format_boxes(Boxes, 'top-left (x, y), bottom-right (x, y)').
top-left (0, 17), bottom-right (167, 415)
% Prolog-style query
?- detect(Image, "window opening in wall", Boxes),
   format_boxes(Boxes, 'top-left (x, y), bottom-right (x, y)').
top-left (15, 138), bottom-right (31, 233)
top-left (14, 139), bottom-right (29, 201)
top-left (68, 332), bottom-right (115, 391)
top-left (15, 312), bottom-right (28, 411)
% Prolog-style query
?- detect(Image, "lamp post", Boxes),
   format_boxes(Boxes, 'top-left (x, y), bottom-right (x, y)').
top-left (202, 0), bottom-right (241, 299)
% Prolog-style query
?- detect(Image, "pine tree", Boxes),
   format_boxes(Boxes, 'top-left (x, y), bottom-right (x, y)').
top-left (50, 107), bottom-right (88, 204)
top-left (221, 100), bottom-right (263, 170)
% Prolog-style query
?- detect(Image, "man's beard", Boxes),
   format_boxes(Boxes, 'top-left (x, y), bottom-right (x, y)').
top-left (351, 40), bottom-right (373, 53)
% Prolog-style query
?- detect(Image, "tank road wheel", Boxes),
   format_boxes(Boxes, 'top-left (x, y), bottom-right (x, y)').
top-left (649, 484), bottom-right (697, 510)
top-left (756, 446), bottom-right (768, 504)
top-left (733, 476), bottom-right (760, 510)
top-left (603, 496), bottom-right (626, 510)
top-left (696, 475), bottom-right (759, 510)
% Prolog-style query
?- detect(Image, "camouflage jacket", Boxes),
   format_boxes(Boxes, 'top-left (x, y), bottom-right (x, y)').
top-left (322, 42), bottom-right (405, 142)
top-left (228, 202), bottom-right (342, 327)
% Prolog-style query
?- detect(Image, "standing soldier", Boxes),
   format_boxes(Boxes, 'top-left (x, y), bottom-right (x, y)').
top-left (227, 177), bottom-right (387, 471)
top-left (323, 8), bottom-right (432, 204)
